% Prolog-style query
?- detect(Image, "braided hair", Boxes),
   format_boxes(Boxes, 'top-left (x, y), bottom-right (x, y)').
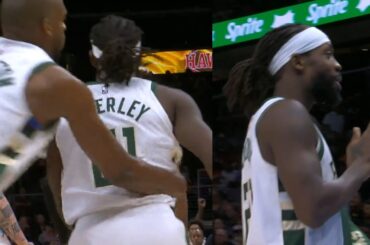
top-left (90, 15), bottom-right (143, 85)
top-left (223, 24), bottom-right (309, 116)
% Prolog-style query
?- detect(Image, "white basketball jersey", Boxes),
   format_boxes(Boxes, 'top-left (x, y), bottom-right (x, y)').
top-left (56, 77), bottom-right (180, 225)
top-left (242, 97), bottom-right (343, 245)
top-left (0, 37), bottom-right (56, 191)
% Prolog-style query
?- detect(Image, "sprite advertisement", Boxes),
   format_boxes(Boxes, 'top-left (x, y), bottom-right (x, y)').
top-left (213, 0), bottom-right (370, 48)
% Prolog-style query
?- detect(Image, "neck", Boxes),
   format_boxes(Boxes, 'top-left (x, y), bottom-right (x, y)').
top-left (3, 29), bottom-right (46, 52)
top-left (273, 75), bottom-right (314, 110)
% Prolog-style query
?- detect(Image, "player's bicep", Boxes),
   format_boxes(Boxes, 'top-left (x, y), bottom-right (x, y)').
top-left (173, 91), bottom-right (212, 177)
top-left (266, 101), bottom-right (323, 223)
top-left (174, 97), bottom-right (210, 151)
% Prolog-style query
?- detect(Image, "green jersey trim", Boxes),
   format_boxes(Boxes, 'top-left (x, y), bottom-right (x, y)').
top-left (30, 61), bottom-right (55, 77)
top-left (151, 82), bottom-right (158, 96)
top-left (283, 229), bottom-right (305, 245)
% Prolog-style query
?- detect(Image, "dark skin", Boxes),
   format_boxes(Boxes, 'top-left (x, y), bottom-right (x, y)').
top-left (157, 85), bottom-right (212, 227)
top-left (156, 84), bottom-right (212, 178)
top-left (2, 0), bottom-right (186, 197)
top-left (257, 43), bottom-right (370, 228)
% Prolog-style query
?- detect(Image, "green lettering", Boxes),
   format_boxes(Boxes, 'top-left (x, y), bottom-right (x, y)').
top-left (135, 105), bottom-right (151, 121)
top-left (122, 128), bottom-right (136, 156)
top-left (117, 98), bottom-right (126, 115)
top-left (107, 97), bottom-right (115, 112)
top-left (95, 99), bottom-right (105, 114)
top-left (127, 100), bottom-right (140, 118)
top-left (93, 127), bottom-right (137, 188)
top-left (0, 78), bottom-right (13, 87)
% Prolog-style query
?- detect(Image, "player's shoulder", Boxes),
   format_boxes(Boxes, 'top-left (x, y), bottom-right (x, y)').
top-left (27, 65), bottom-right (86, 100)
top-left (259, 98), bottom-right (316, 136)
top-left (267, 98), bottom-right (309, 117)
top-left (10, 38), bottom-right (52, 62)
top-left (156, 84), bottom-right (202, 121)
top-left (156, 84), bottom-right (194, 104)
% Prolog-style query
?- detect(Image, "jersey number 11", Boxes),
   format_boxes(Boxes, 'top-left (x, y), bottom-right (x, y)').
top-left (93, 127), bottom-right (137, 188)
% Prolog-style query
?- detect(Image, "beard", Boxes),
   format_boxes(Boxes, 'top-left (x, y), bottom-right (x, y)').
top-left (310, 71), bottom-right (342, 108)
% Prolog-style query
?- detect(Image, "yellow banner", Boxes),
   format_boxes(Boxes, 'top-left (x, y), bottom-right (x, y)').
top-left (141, 49), bottom-right (212, 74)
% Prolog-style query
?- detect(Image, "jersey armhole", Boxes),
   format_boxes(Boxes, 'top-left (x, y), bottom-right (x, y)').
top-left (313, 125), bottom-right (324, 161)
top-left (30, 61), bottom-right (55, 77)
top-left (151, 81), bottom-right (158, 97)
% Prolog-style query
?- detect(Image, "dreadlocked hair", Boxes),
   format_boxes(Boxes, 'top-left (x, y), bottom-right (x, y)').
top-left (90, 15), bottom-right (143, 85)
top-left (223, 24), bottom-right (309, 116)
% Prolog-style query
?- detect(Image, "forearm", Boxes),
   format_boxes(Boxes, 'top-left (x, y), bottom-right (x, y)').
top-left (194, 207), bottom-right (204, 221)
top-left (200, 139), bottom-right (212, 179)
top-left (0, 194), bottom-right (28, 245)
top-left (111, 159), bottom-right (186, 197)
top-left (46, 140), bottom-right (65, 223)
top-left (197, 125), bottom-right (212, 179)
top-left (174, 194), bottom-right (188, 227)
top-left (47, 173), bottom-right (64, 221)
top-left (68, 116), bottom-right (186, 197)
top-left (314, 160), bottom-right (369, 226)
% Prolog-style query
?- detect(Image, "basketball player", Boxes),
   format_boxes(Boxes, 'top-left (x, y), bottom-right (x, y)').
top-left (224, 24), bottom-right (370, 244)
top-left (0, 2), bottom-right (31, 245)
top-left (0, 0), bottom-right (186, 197)
top-left (46, 15), bottom-right (211, 245)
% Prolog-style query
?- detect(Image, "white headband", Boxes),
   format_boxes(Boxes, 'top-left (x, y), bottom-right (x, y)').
top-left (268, 27), bottom-right (330, 75)
top-left (91, 44), bottom-right (103, 58)
top-left (91, 41), bottom-right (142, 59)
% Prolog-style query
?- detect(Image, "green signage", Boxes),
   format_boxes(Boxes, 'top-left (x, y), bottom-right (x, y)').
top-left (213, 0), bottom-right (370, 48)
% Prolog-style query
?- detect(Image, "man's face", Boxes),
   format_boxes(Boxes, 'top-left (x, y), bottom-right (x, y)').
top-left (189, 224), bottom-right (204, 244)
top-left (189, 224), bottom-right (200, 235)
top-left (214, 228), bottom-right (228, 245)
top-left (303, 43), bottom-right (343, 107)
top-left (190, 229), bottom-right (204, 245)
top-left (47, 0), bottom-right (67, 60)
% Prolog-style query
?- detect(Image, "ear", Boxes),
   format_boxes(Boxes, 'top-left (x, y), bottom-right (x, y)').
top-left (291, 54), bottom-right (306, 72)
top-left (42, 18), bottom-right (53, 37)
top-left (89, 50), bottom-right (98, 69)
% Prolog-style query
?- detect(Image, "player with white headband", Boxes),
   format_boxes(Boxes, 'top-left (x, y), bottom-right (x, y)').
top-left (224, 24), bottom-right (370, 244)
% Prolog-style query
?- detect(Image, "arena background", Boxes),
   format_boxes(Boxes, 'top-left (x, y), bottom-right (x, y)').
top-left (3, 1), bottom-right (212, 244)
top-left (213, 0), bottom-right (370, 244)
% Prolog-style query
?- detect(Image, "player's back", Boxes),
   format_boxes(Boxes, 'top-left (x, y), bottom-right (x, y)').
top-left (0, 37), bottom-right (55, 191)
top-left (56, 77), bottom-right (180, 225)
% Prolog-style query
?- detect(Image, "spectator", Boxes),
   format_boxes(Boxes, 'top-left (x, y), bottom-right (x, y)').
top-left (38, 225), bottom-right (60, 245)
top-left (214, 228), bottom-right (232, 245)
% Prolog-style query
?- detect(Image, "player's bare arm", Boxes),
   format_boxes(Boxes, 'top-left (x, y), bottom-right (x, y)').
top-left (174, 194), bottom-right (188, 227)
top-left (157, 85), bottom-right (212, 178)
top-left (259, 99), bottom-right (370, 228)
top-left (46, 139), bottom-right (65, 223)
top-left (26, 65), bottom-right (186, 197)
top-left (0, 193), bottom-right (29, 245)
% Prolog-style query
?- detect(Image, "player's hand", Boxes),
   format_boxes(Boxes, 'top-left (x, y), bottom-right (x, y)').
top-left (346, 127), bottom-right (362, 166)
top-left (346, 124), bottom-right (370, 175)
